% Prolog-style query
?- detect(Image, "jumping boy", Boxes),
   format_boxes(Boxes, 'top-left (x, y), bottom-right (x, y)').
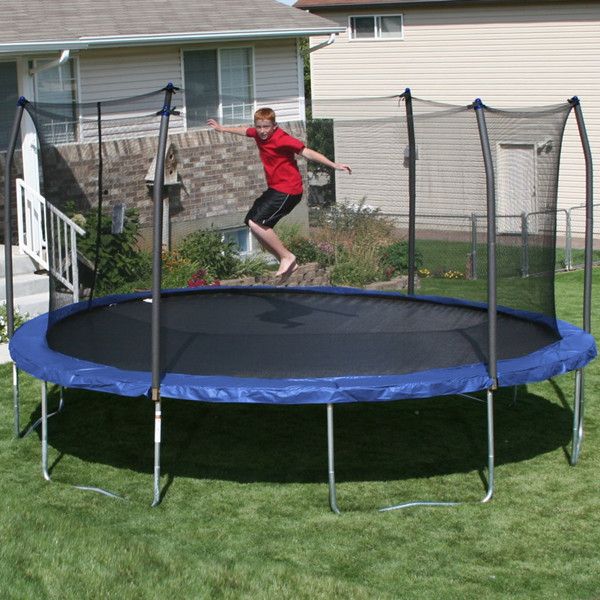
top-left (207, 108), bottom-right (352, 277)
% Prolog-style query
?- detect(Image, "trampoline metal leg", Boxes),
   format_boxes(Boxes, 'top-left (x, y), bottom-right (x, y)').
top-left (13, 363), bottom-right (20, 438)
top-left (41, 382), bottom-right (51, 482)
top-left (481, 387), bottom-right (495, 503)
top-left (23, 386), bottom-right (66, 439)
top-left (40, 382), bottom-right (123, 500)
top-left (327, 403), bottom-right (340, 514)
top-left (571, 369), bottom-right (584, 465)
top-left (380, 388), bottom-right (495, 511)
top-left (151, 401), bottom-right (162, 507)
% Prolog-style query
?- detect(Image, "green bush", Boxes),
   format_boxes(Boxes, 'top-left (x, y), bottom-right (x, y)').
top-left (77, 208), bottom-right (148, 296)
top-left (179, 229), bottom-right (239, 279)
top-left (230, 254), bottom-right (271, 278)
top-left (330, 251), bottom-right (384, 287)
top-left (277, 223), bottom-right (334, 267)
top-left (379, 241), bottom-right (423, 277)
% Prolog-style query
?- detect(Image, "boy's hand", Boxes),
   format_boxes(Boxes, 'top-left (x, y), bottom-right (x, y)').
top-left (207, 119), bottom-right (222, 131)
top-left (335, 163), bottom-right (352, 175)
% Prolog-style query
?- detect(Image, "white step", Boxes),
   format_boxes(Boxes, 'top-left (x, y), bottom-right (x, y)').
top-left (0, 272), bottom-right (49, 301)
top-left (0, 245), bottom-right (42, 277)
top-left (13, 291), bottom-right (49, 317)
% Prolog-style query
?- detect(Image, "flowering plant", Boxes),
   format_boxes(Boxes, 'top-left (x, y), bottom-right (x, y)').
top-left (187, 268), bottom-right (221, 288)
top-left (442, 270), bottom-right (465, 280)
top-left (0, 303), bottom-right (28, 343)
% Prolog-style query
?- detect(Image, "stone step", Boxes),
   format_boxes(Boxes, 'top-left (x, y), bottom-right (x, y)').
top-left (0, 245), bottom-right (42, 277)
top-left (12, 291), bottom-right (49, 317)
top-left (0, 272), bottom-right (49, 301)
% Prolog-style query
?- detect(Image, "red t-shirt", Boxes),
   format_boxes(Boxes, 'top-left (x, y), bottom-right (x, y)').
top-left (246, 127), bottom-right (305, 195)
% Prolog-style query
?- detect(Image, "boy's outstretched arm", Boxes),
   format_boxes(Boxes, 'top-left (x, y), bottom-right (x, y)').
top-left (300, 147), bottom-right (352, 174)
top-left (207, 119), bottom-right (248, 136)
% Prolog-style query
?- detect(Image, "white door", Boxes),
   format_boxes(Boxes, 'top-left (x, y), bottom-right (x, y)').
top-left (496, 143), bottom-right (537, 234)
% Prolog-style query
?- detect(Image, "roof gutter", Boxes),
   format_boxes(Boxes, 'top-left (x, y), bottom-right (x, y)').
top-left (0, 27), bottom-right (346, 55)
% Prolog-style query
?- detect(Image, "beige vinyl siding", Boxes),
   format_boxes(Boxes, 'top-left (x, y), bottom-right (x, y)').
top-left (76, 40), bottom-right (304, 140)
top-left (78, 47), bottom-right (185, 139)
top-left (309, 2), bottom-right (600, 240)
top-left (255, 39), bottom-right (304, 123)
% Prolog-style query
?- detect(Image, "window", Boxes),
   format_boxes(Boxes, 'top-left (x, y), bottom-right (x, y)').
top-left (0, 61), bottom-right (19, 149)
top-left (33, 58), bottom-right (78, 143)
top-left (184, 47), bottom-right (254, 127)
top-left (222, 226), bottom-right (253, 255)
top-left (349, 15), bottom-right (404, 40)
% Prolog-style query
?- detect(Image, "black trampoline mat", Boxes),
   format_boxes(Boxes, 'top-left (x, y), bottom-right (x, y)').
top-left (46, 289), bottom-right (560, 379)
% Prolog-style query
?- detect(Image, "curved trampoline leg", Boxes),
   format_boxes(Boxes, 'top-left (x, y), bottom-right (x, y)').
top-left (41, 382), bottom-right (123, 500)
top-left (13, 364), bottom-right (20, 439)
top-left (481, 387), bottom-right (495, 503)
top-left (41, 382), bottom-right (51, 482)
top-left (380, 388), bottom-right (495, 511)
top-left (571, 369), bottom-right (584, 465)
top-left (151, 400), bottom-right (162, 507)
top-left (23, 385), bottom-right (66, 439)
top-left (327, 403), bottom-right (340, 514)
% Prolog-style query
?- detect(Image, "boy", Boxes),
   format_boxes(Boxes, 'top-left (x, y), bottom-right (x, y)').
top-left (207, 108), bottom-right (352, 277)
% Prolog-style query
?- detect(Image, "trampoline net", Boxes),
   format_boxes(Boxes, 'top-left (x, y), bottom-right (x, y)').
top-left (15, 88), bottom-right (573, 362)
top-left (308, 95), bottom-right (572, 332)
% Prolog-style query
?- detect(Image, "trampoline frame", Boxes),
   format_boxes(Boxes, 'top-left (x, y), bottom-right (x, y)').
top-left (3, 85), bottom-right (595, 512)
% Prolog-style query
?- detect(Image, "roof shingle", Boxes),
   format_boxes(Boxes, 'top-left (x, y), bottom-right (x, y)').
top-left (0, 0), bottom-right (343, 50)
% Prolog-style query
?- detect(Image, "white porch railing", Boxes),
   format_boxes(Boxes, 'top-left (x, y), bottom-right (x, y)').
top-left (16, 178), bottom-right (86, 302)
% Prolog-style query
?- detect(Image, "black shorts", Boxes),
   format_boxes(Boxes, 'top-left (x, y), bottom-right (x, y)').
top-left (244, 188), bottom-right (303, 228)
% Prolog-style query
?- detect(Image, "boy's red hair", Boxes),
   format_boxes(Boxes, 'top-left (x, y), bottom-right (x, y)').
top-left (254, 107), bottom-right (276, 123)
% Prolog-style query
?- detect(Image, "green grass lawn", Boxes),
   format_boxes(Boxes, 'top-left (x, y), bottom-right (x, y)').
top-left (0, 270), bottom-right (599, 599)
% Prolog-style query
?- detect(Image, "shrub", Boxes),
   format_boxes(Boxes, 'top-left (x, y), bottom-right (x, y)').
top-left (330, 250), bottom-right (384, 287)
top-left (276, 223), bottom-right (333, 267)
top-left (77, 208), bottom-right (148, 295)
top-left (160, 250), bottom-right (200, 289)
top-left (311, 201), bottom-right (399, 286)
top-left (379, 241), bottom-right (423, 278)
top-left (179, 229), bottom-right (239, 279)
top-left (230, 255), bottom-right (271, 278)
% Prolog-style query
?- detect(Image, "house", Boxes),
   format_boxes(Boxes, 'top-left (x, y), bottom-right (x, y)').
top-left (294, 0), bottom-right (599, 243)
top-left (0, 0), bottom-right (344, 249)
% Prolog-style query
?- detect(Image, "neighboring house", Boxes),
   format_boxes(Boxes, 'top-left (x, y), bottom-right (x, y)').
top-left (0, 0), bottom-right (344, 249)
top-left (295, 0), bottom-right (599, 242)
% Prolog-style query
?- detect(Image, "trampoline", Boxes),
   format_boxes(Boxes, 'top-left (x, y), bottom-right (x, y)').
top-left (10, 286), bottom-right (596, 403)
top-left (4, 86), bottom-right (597, 511)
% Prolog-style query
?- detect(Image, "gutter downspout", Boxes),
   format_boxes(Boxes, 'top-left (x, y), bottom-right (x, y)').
top-left (29, 49), bottom-right (70, 75)
top-left (309, 33), bottom-right (336, 52)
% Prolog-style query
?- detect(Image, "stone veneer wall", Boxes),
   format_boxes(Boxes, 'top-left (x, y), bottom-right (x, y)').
top-left (38, 122), bottom-right (308, 246)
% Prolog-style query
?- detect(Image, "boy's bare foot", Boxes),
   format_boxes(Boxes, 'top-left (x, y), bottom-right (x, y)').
top-left (276, 255), bottom-right (297, 277)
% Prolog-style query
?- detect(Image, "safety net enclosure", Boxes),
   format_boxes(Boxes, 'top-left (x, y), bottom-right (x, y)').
top-left (4, 86), bottom-right (596, 510)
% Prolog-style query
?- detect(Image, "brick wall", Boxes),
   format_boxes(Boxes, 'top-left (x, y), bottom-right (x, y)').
top-left (37, 122), bottom-right (308, 244)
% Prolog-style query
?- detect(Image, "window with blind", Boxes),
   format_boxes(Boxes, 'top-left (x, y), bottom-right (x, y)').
top-left (184, 47), bottom-right (254, 127)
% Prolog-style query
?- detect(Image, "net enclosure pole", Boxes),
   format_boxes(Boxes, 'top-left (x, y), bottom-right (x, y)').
top-left (401, 88), bottom-right (417, 294)
top-left (151, 83), bottom-right (176, 507)
top-left (3, 98), bottom-right (26, 438)
top-left (474, 98), bottom-right (497, 501)
top-left (569, 97), bottom-right (593, 465)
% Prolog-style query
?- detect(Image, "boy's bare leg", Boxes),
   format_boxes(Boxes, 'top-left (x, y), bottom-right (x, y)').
top-left (247, 220), bottom-right (297, 276)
